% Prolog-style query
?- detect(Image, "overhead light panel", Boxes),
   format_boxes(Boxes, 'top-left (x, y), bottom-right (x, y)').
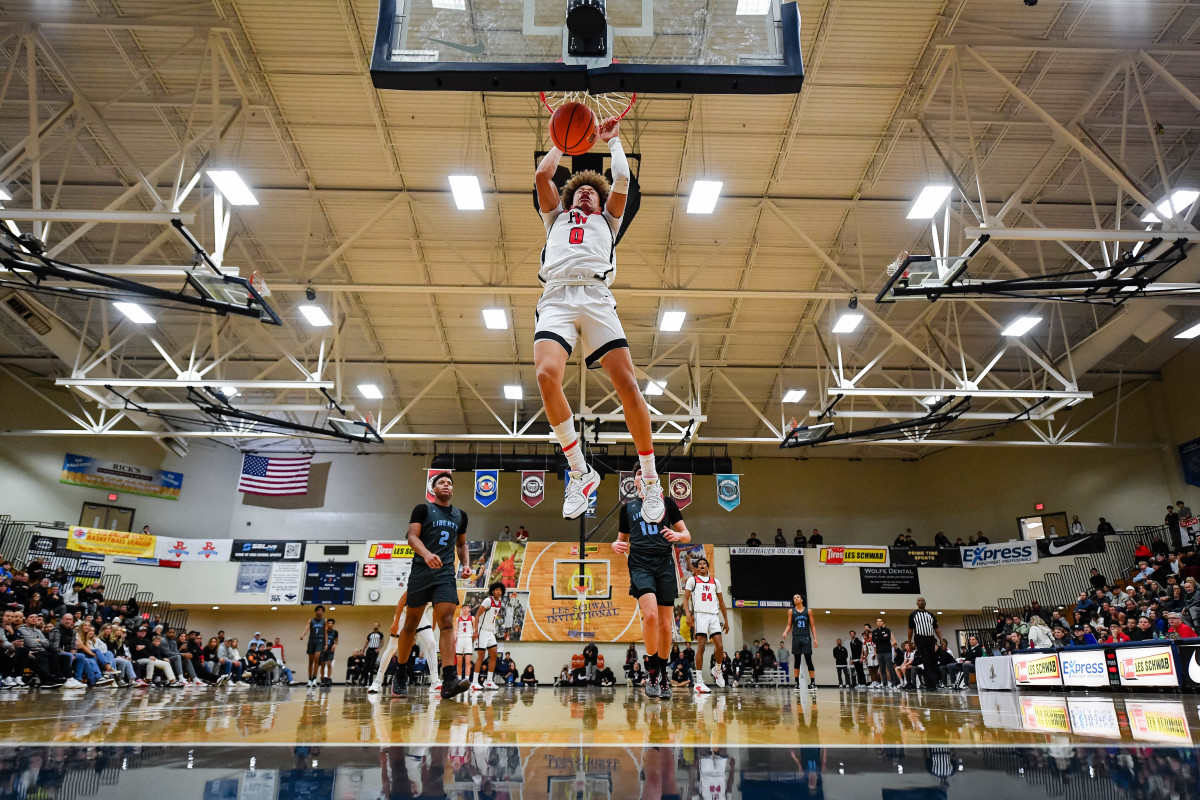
top-left (298, 305), bottom-right (332, 327)
top-left (1142, 189), bottom-right (1199, 223)
top-left (358, 384), bottom-right (383, 399)
top-left (645, 380), bottom-right (666, 396)
top-left (448, 175), bottom-right (484, 210)
top-left (1001, 316), bottom-right (1041, 337)
top-left (219, 386), bottom-right (239, 398)
top-left (503, 385), bottom-right (523, 400)
top-left (735, 0), bottom-right (771, 13)
top-left (1175, 321), bottom-right (1200, 340)
top-left (686, 181), bottom-right (723, 214)
top-left (482, 308), bottom-right (508, 329)
top-left (906, 185), bottom-right (953, 219)
top-left (832, 313), bottom-right (863, 334)
top-left (206, 170), bottom-right (258, 206)
top-left (782, 389), bottom-right (806, 403)
top-left (0, 188), bottom-right (9, 201)
top-left (113, 302), bottom-right (155, 324)
top-left (432, 0), bottom-right (466, 7)
top-left (659, 311), bottom-right (686, 331)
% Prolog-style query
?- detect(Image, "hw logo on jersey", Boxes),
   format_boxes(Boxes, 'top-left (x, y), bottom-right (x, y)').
top-left (521, 470), bottom-right (545, 508)
top-left (715, 473), bottom-right (741, 512)
top-left (668, 472), bottom-right (692, 509)
top-left (475, 469), bottom-right (498, 507)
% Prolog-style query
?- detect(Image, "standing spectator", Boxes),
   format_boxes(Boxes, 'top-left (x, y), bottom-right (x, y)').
top-left (745, 532), bottom-right (761, 547)
top-left (907, 597), bottom-right (940, 690)
top-left (773, 528), bottom-right (787, 546)
top-left (515, 526), bottom-right (530, 544)
top-left (1180, 500), bottom-right (1194, 519)
top-left (934, 532), bottom-right (951, 548)
top-left (1166, 506), bottom-right (1182, 546)
top-left (862, 626), bottom-right (879, 685)
top-left (809, 529), bottom-right (823, 547)
top-left (364, 623), bottom-right (384, 685)
top-left (847, 630), bottom-right (865, 686)
top-left (871, 618), bottom-right (899, 689)
top-left (1069, 516), bottom-right (1086, 534)
top-left (499, 526), bottom-right (513, 542)
top-left (793, 529), bottom-right (807, 548)
top-left (582, 641), bottom-right (599, 683)
top-left (776, 640), bottom-right (789, 671)
top-left (832, 639), bottom-right (849, 687)
top-left (1097, 517), bottom-right (1115, 535)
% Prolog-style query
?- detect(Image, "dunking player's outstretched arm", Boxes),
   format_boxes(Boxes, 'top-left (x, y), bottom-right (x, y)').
top-left (599, 119), bottom-right (628, 218)
top-left (534, 148), bottom-right (563, 214)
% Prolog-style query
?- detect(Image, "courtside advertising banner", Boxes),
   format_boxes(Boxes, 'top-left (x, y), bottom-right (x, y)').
top-left (960, 541), bottom-right (1038, 569)
top-left (153, 537), bottom-right (231, 562)
top-left (1066, 698), bottom-right (1121, 739)
top-left (817, 545), bottom-right (889, 567)
top-left (1011, 651), bottom-right (1062, 686)
top-left (1058, 648), bottom-right (1110, 687)
top-left (1176, 642), bottom-right (1200, 689)
top-left (1127, 700), bottom-right (1191, 744)
top-left (715, 474), bottom-right (741, 512)
top-left (668, 472), bottom-right (692, 509)
top-left (474, 469), bottom-right (498, 507)
top-left (1116, 642), bottom-right (1179, 687)
top-left (729, 547), bottom-right (805, 557)
top-left (521, 470), bottom-right (546, 508)
top-left (1019, 696), bottom-right (1070, 734)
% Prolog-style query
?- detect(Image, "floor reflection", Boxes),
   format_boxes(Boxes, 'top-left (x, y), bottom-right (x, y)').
top-left (2, 742), bottom-right (1199, 799)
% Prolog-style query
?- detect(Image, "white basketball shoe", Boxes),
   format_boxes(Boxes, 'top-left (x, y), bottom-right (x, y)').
top-left (563, 465), bottom-right (600, 519)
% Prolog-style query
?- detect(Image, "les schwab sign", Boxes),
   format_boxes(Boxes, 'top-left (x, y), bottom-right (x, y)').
top-left (817, 546), bottom-right (889, 567)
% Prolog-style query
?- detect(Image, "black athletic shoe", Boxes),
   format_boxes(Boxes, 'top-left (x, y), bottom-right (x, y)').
top-left (660, 681), bottom-right (672, 699)
top-left (644, 680), bottom-right (660, 699)
top-left (441, 675), bottom-right (472, 700)
top-left (390, 667), bottom-right (409, 698)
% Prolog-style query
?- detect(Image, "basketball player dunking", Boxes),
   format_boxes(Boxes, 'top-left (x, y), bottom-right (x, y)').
top-left (533, 117), bottom-right (665, 524)
top-left (613, 468), bottom-right (691, 698)
top-left (390, 471), bottom-right (472, 699)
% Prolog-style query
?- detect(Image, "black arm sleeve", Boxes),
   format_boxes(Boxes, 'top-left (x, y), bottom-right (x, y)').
top-left (409, 504), bottom-right (428, 525)
top-left (666, 498), bottom-right (684, 526)
top-left (618, 505), bottom-right (630, 535)
top-left (459, 510), bottom-right (469, 535)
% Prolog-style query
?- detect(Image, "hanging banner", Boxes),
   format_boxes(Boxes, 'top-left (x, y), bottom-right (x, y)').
top-left (715, 473), bottom-right (741, 512)
top-left (1036, 534), bottom-right (1106, 558)
top-left (153, 538), bottom-right (231, 562)
top-left (229, 540), bottom-right (306, 561)
top-left (619, 471), bottom-right (637, 504)
top-left (521, 470), bottom-right (545, 508)
top-left (817, 545), bottom-right (889, 567)
top-left (668, 472), bottom-right (692, 509)
top-left (859, 566), bottom-right (920, 594)
top-left (60, 452), bottom-right (184, 501)
top-left (66, 526), bottom-right (156, 558)
top-left (563, 469), bottom-right (597, 517)
top-left (961, 541), bottom-right (1038, 569)
top-left (1180, 437), bottom-right (1200, 488)
top-left (425, 468), bottom-right (450, 502)
top-left (235, 563), bottom-right (271, 594)
top-left (267, 562), bottom-right (304, 605)
top-left (889, 547), bottom-right (962, 568)
top-left (474, 469), bottom-right (499, 507)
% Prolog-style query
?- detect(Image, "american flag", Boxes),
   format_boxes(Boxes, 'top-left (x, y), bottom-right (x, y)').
top-left (237, 453), bottom-right (312, 496)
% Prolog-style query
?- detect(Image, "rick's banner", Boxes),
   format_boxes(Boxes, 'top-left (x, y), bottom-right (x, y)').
top-left (61, 452), bottom-right (183, 500)
top-left (715, 474), bottom-right (741, 511)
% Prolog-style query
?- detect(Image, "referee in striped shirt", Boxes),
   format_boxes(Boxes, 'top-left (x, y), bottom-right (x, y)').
top-left (907, 597), bottom-right (940, 690)
top-left (363, 623), bottom-right (384, 686)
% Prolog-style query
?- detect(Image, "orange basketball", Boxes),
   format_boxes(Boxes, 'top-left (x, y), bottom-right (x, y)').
top-left (549, 101), bottom-right (598, 156)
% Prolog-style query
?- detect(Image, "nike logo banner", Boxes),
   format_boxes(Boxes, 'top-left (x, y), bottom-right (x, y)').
top-left (1036, 533), bottom-right (1106, 558)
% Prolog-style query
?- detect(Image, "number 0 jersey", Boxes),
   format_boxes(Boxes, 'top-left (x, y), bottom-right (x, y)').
top-left (407, 502), bottom-right (469, 592)
top-left (684, 575), bottom-right (722, 615)
top-left (539, 205), bottom-right (621, 286)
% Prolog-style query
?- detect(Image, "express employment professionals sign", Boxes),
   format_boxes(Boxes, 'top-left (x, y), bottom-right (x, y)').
top-left (960, 541), bottom-right (1038, 569)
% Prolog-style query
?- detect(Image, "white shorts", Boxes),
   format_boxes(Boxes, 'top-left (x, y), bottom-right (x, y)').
top-left (455, 636), bottom-right (474, 656)
top-left (534, 285), bottom-right (628, 368)
top-left (694, 612), bottom-right (723, 638)
top-left (476, 630), bottom-right (498, 650)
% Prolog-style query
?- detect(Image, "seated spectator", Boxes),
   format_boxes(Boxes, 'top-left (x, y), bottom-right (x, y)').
top-left (555, 665), bottom-right (569, 687)
top-left (668, 644), bottom-right (682, 671)
top-left (48, 613), bottom-right (87, 689)
top-left (630, 663), bottom-right (646, 687)
top-left (411, 651), bottom-right (428, 677)
top-left (515, 525), bottom-right (530, 544)
top-left (1097, 517), bottom-right (1115, 535)
top-left (1025, 601), bottom-right (1051, 624)
top-left (1152, 537), bottom-right (1170, 557)
top-left (217, 637), bottom-right (248, 684)
top-left (1128, 616), bottom-right (1163, 642)
top-left (598, 666), bottom-right (616, 687)
top-left (1069, 626), bottom-right (1097, 647)
top-left (745, 532), bottom-right (761, 547)
top-left (494, 654), bottom-right (513, 685)
top-left (809, 529), bottom-right (823, 547)
top-left (894, 642), bottom-right (915, 687)
top-left (936, 640), bottom-right (960, 689)
top-left (934, 532), bottom-right (951, 548)
top-left (1107, 623), bottom-right (1130, 643)
top-left (1050, 627), bottom-right (1070, 650)
top-left (967, 536), bottom-right (977, 546)
top-left (974, 532), bottom-right (990, 544)
top-left (570, 664), bottom-right (588, 685)
top-left (670, 664), bottom-right (690, 689)
top-left (957, 635), bottom-right (985, 686)
top-left (1165, 613), bottom-right (1197, 640)
top-left (624, 644), bottom-right (638, 677)
top-left (1134, 542), bottom-right (1153, 561)
top-left (1048, 610), bottom-right (1070, 631)
top-left (1089, 568), bottom-right (1108, 590)
top-left (1027, 617), bottom-right (1053, 649)
top-left (520, 665), bottom-right (537, 687)
top-left (345, 649), bottom-right (365, 685)
top-left (142, 633), bottom-right (184, 687)
top-left (954, 537), bottom-right (966, 547)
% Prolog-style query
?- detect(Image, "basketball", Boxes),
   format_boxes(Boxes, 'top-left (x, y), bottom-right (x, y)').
top-left (549, 101), bottom-right (598, 155)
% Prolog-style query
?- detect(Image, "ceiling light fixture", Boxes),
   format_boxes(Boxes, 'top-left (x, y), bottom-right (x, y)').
top-left (907, 185), bottom-right (953, 219)
top-left (219, 386), bottom-right (239, 398)
top-left (113, 302), bottom-right (155, 324)
top-left (687, 181), bottom-right (723, 214)
top-left (659, 311), bottom-right (686, 331)
top-left (298, 305), bottom-right (332, 327)
top-left (1175, 321), bottom-right (1200, 340)
top-left (358, 384), bottom-right (383, 399)
top-left (645, 379), bottom-right (666, 396)
top-left (782, 389), bottom-right (806, 403)
top-left (1141, 189), bottom-right (1199, 223)
top-left (503, 385), bottom-right (523, 400)
top-left (448, 175), bottom-right (484, 210)
top-left (0, 188), bottom-right (10, 201)
top-left (832, 313), bottom-right (863, 334)
top-left (206, 170), bottom-right (258, 206)
top-left (735, 0), bottom-right (770, 13)
top-left (482, 308), bottom-right (508, 329)
top-left (1001, 316), bottom-right (1042, 337)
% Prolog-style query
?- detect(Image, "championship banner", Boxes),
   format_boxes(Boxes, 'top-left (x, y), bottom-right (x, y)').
top-left (817, 545), bottom-right (889, 567)
top-left (889, 546), bottom-right (961, 568)
top-left (715, 473), bottom-right (741, 512)
top-left (474, 469), bottom-right (498, 507)
top-left (153, 538), bottom-right (231, 562)
top-left (267, 562), bottom-right (304, 605)
top-left (1116, 642), bottom-right (1179, 687)
top-left (60, 452), bottom-right (184, 501)
top-left (960, 541), bottom-right (1038, 569)
top-left (618, 471), bottom-right (637, 504)
top-left (1011, 651), bottom-right (1062, 686)
top-left (563, 469), bottom-right (597, 517)
top-left (521, 470), bottom-right (545, 508)
top-left (1036, 533), bottom-right (1106, 558)
top-left (67, 526), bottom-right (155, 558)
top-left (668, 473), bottom-right (692, 509)
top-left (425, 468), bottom-right (449, 502)
top-left (230, 540), bottom-right (306, 561)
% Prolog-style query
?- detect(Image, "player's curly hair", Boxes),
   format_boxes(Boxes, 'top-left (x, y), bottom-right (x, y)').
top-left (560, 170), bottom-right (610, 210)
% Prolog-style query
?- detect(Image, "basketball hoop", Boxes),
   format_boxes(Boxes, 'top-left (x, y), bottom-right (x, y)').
top-left (885, 251), bottom-right (909, 277)
top-left (249, 270), bottom-right (271, 297)
top-left (541, 90), bottom-right (637, 123)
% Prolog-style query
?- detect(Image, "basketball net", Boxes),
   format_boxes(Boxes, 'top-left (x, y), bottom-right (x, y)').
top-left (249, 270), bottom-right (271, 297)
top-left (885, 250), bottom-right (909, 277)
top-left (573, 570), bottom-right (591, 630)
top-left (541, 90), bottom-right (637, 123)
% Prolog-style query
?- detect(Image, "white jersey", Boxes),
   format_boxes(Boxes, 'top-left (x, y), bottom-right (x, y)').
top-left (456, 614), bottom-right (474, 638)
top-left (539, 205), bottom-right (621, 286)
top-left (695, 755), bottom-right (729, 800)
top-left (477, 597), bottom-right (501, 633)
top-left (685, 575), bottom-right (722, 615)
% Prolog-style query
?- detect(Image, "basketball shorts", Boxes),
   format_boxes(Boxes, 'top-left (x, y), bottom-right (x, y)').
top-left (406, 580), bottom-right (458, 609)
top-left (476, 630), bottom-right (498, 650)
top-left (628, 560), bottom-right (678, 606)
top-left (693, 612), bottom-right (723, 638)
top-left (792, 635), bottom-right (813, 656)
top-left (534, 285), bottom-right (628, 369)
top-left (455, 635), bottom-right (474, 656)
top-left (306, 638), bottom-right (325, 656)
top-left (320, 649), bottom-right (335, 663)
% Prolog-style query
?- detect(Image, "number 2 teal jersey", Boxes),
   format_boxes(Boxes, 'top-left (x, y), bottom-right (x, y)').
top-left (407, 502), bottom-right (469, 591)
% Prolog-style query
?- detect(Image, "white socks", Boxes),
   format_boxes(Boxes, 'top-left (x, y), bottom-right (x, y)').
top-left (553, 420), bottom-right (587, 472)
top-left (638, 450), bottom-right (658, 482)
